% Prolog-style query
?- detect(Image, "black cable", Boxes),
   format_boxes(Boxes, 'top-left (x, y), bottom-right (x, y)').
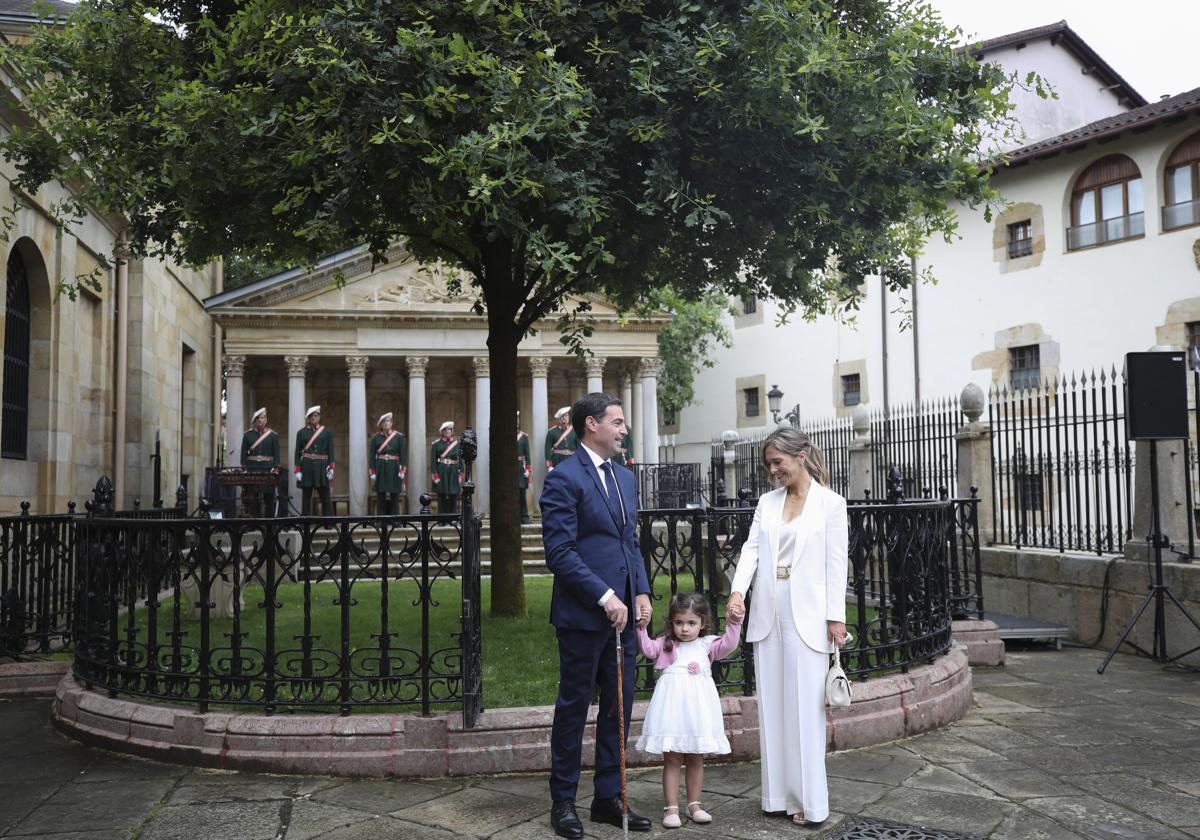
top-left (1081, 554), bottom-right (1121, 647)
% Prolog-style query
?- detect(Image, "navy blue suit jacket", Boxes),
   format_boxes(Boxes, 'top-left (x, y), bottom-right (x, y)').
top-left (540, 447), bottom-right (651, 631)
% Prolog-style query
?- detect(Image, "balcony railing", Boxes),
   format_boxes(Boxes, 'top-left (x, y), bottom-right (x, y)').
top-left (1066, 212), bottom-right (1144, 251)
top-left (1163, 200), bottom-right (1200, 231)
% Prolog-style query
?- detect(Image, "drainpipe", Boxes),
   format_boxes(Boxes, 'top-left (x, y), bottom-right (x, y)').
top-left (212, 258), bottom-right (224, 465)
top-left (911, 255), bottom-right (921, 406)
top-left (114, 235), bottom-right (129, 508)
top-left (880, 274), bottom-right (890, 415)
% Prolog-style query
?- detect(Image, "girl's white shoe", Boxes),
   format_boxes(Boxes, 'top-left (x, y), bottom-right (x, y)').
top-left (663, 806), bottom-right (682, 829)
top-left (687, 802), bottom-right (713, 824)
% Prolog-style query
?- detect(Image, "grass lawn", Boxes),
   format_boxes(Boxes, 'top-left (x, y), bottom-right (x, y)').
top-left (106, 572), bottom-right (872, 712)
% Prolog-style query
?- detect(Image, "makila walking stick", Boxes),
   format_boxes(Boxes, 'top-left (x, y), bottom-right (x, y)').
top-left (615, 626), bottom-right (630, 840)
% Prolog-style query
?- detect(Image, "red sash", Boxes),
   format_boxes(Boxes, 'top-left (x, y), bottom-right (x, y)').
top-left (249, 429), bottom-right (274, 452)
top-left (553, 428), bottom-right (572, 449)
top-left (302, 425), bottom-right (326, 453)
top-left (440, 438), bottom-right (460, 459)
top-left (376, 430), bottom-right (399, 457)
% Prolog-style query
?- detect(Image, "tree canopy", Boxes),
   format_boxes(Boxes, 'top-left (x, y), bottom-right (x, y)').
top-left (1, 0), bottom-right (1022, 615)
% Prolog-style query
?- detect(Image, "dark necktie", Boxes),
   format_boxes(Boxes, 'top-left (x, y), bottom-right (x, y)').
top-left (599, 461), bottom-right (625, 527)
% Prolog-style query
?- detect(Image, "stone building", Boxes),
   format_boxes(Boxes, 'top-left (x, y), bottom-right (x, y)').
top-left (205, 243), bottom-right (668, 515)
top-left (0, 1), bottom-right (220, 515)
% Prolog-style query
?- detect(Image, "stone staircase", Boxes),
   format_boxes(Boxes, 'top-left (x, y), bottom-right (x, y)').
top-left (295, 521), bottom-right (550, 578)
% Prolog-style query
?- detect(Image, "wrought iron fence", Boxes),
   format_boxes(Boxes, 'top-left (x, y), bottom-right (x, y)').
top-left (845, 500), bottom-right (955, 676)
top-left (630, 463), bottom-right (703, 508)
top-left (0, 505), bottom-right (78, 657)
top-left (870, 398), bottom-right (959, 501)
top-left (71, 487), bottom-right (484, 723)
top-left (636, 495), bottom-right (967, 688)
top-left (708, 415), bottom-right (853, 504)
top-left (989, 368), bottom-right (1133, 555)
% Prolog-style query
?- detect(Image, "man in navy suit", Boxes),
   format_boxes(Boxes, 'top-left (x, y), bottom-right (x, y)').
top-left (540, 393), bottom-right (653, 838)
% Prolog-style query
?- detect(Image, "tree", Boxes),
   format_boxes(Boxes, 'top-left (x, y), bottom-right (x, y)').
top-left (1, 0), bottom-right (1021, 616)
top-left (645, 288), bottom-right (732, 426)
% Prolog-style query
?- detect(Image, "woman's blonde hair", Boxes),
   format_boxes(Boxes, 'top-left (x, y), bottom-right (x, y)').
top-left (761, 427), bottom-right (830, 486)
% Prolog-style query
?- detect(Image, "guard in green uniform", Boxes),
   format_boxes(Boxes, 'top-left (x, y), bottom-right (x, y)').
top-left (370, 411), bottom-right (407, 515)
top-left (517, 418), bottom-right (532, 524)
top-left (240, 407), bottom-right (280, 516)
top-left (617, 428), bottom-right (635, 467)
top-left (294, 404), bottom-right (335, 516)
top-left (544, 406), bottom-right (577, 472)
top-left (431, 420), bottom-right (462, 514)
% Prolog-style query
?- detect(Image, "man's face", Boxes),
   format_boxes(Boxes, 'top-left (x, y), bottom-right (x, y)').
top-left (442, 427), bottom-right (454, 439)
top-left (586, 405), bottom-right (627, 460)
top-left (308, 412), bottom-right (320, 427)
top-left (381, 418), bottom-right (392, 433)
top-left (557, 415), bottom-right (568, 429)
top-left (253, 415), bottom-right (267, 432)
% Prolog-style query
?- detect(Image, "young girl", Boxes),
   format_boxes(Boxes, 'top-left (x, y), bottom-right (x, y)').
top-left (636, 592), bottom-right (743, 828)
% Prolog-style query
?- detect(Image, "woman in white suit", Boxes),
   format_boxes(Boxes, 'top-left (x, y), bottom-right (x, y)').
top-left (726, 427), bottom-right (848, 826)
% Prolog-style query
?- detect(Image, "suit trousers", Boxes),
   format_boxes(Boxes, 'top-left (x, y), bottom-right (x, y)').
top-left (550, 625), bottom-right (637, 802)
top-left (754, 578), bottom-right (829, 821)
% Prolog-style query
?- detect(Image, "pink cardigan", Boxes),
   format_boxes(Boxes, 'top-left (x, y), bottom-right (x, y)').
top-left (636, 618), bottom-right (743, 670)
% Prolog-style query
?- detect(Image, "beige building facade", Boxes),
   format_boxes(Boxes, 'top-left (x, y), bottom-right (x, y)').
top-left (0, 2), bottom-right (220, 515)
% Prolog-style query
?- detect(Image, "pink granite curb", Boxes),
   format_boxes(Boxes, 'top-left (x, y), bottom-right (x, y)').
top-left (52, 648), bottom-right (971, 777)
top-left (952, 619), bottom-right (1006, 667)
top-left (0, 659), bottom-right (71, 697)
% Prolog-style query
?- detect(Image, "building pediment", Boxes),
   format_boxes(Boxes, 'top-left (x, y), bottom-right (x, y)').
top-left (205, 243), bottom-right (643, 323)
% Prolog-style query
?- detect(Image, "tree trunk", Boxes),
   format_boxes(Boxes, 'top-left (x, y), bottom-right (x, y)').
top-left (483, 258), bottom-right (526, 618)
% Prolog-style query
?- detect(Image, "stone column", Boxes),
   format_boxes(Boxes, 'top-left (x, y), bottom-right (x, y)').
top-left (620, 368), bottom-right (634, 421)
top-left (284, 355), bottom-right (308, 515)
top-left (847, 405), bottom-right (873, 501)
top-left (473, 355), bottom-right (491, 514)
top-left (629, 363), bottom-right (642, 459)
top-left (952, 382), bottom-right (1005, 666)
top-left (585, 356), bottom-right (606, 394)
top-left (529, 357), bottom-right (551, 507)
top-left (1128, 439), bottom-right (1191, 562)
top-left (954, 383), bottom-right (995, 544)
top-left (224, 355), bottom-right (247, 467)
top-left (346, 355), bottom-right (369, 516)
top-left (721, 430), bottom-right (739, 504)
top-left (639, 357), bottom-right (662, 464)
top-left (406, 356), bottom-right (429, 513)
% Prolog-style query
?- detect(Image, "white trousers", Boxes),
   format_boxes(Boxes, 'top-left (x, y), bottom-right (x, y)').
top-left (754, 579), bottom-right (829, 821)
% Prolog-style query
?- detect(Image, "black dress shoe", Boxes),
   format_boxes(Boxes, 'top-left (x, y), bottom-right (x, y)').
top-left (590, 796), bottom-right (652, 832)
top-left (551, 800), bottom-right (584, 839)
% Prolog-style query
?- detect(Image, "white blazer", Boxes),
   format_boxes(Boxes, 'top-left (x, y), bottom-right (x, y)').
top-left (729, 482), bottom-right (849, 653)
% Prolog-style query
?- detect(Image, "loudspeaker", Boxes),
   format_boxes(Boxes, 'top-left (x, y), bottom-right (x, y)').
top-left (1125, 351), bottom-right (1189, 441)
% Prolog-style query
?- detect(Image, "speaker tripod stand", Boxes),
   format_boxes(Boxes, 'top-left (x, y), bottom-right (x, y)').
top-left (1099, 440), bottom-right (1200, 673)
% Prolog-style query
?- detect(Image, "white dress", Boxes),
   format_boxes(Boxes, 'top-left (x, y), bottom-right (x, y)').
top-left (636, 637), bottom-right (731, 755)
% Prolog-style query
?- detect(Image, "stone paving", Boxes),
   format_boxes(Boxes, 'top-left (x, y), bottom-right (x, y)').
top-left (1, 647), bottom-right (1198, 840)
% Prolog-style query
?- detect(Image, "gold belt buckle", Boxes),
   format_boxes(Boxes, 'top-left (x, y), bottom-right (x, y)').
top-left (775, 566), bottom-right (790, 579)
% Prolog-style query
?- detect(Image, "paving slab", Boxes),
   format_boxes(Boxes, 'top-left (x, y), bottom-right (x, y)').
top-left (1022, 794), bottom-right (1192, 840)
top-left (864, 787), bottom-right (1013, 835)
top-left (137, 800), bottom-right (283, 840)
top-left (389, 785), bottom-right (549, 835)
top-left (313, 816), bottom-right (461, 840)
top-left (945, 760), bottom-right (1085, 801)
top-left (285, 798), bottom-right (377, 840)
top-left (6, 777), bottom-right (175, 836)
top-left (825, 749), bottom-right (925, 785)
top-left (1059, 772), bottom-right (1200, 826)
top-left (988, 808), bottom-right (1090, 840)
top-left (312, 778), bottom-right (452, 814)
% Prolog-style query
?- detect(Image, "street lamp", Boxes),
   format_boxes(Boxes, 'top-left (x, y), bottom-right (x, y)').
top-left (767, 384), bottom-right (783, 423)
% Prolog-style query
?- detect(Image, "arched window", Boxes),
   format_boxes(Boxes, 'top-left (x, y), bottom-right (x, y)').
top-left (1164, 132), bottom-right (1200, 231)
top-left (2, 248), bottom-right (31, 460)
top-left (1067, 154), bottom-right (1144, 251)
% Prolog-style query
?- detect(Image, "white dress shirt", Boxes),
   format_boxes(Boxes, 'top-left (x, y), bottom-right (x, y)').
top-left (579, 441), bottom-right (619, 607)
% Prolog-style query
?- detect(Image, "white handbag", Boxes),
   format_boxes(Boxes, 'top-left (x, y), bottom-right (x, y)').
top-left (825, 643), bottom-right (852, 708)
